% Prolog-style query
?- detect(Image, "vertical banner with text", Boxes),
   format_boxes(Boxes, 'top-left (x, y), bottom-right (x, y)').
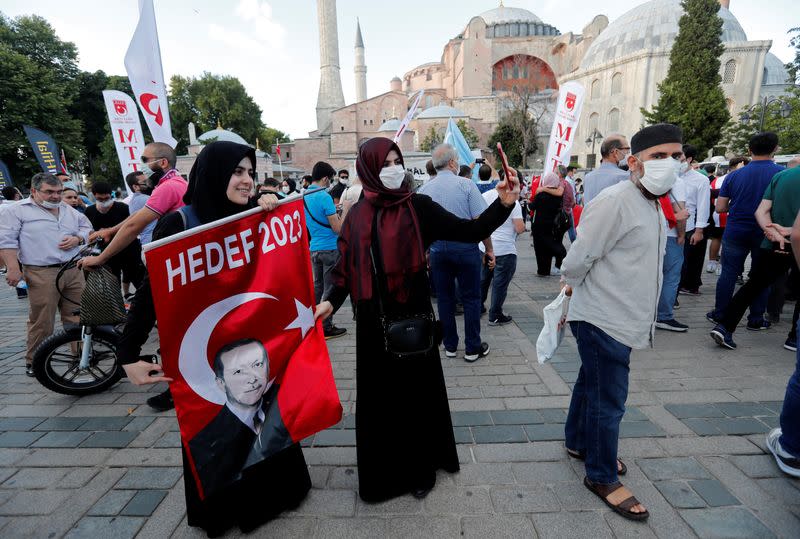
top-left (543, 81), bottom-right (585, 173)
top-left (103, 90), bottom-right (145, 195)
top-left (143, 198), bottom-right (342, 500)
top-left (23, 125), bottom-right (65, 175)
top-left (0, 159), bottom-right (14, 188)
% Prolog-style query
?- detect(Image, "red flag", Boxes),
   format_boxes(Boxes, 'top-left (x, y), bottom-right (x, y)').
top-left (276, 144), bottom-right (281, 157)
top-left (659, 195), bottom-right (677, 229)
top-left (60, 149), bottom-right (69, 174)
top-left (143, 199), bottom-right (341, 499)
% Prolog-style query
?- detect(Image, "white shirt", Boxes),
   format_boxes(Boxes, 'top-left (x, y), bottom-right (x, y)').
top-left (681, 169), bottom-right (711, 232)
top-left (711, 175), bottom-right (727, 227)
top-left (479, 189), bottom-right (522, 256)
top-left (666, 175), bottom-right (687, 239)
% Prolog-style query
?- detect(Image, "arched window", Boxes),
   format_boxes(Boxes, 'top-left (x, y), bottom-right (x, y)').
top-left (510, 23), bottom-right (519, 37)
top-left (608, 108), bottom-right (620, 132)
top-left (723, 59), bottom-right (737, 83)
top-left (589, 112), bottom-right (599, 132)
top-left (591, 79), bottom-right (600, 99)
top-left (512, 65), bottom-right (519, 78)
top-left (611, 73), bottom-right (622, 95)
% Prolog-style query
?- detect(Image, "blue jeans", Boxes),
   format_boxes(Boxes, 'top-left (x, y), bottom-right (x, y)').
top-left (480, 254), bottom-right (518, 320)
top-left (780, 326), bottom-right (800, 457)
top-left (712, 234), bottom-right (768, 323)
top-left (658, 236), bottom-right (684, 321)
top-left (565, 321), bottom-right (631, 485)
top-left (430, 244), bottom-right (482, 353)
top-left (567, 213), bottom-right (577, 242)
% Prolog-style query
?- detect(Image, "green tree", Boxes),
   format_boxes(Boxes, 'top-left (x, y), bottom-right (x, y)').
top-left (0, 13), bottom-right (82, 183)
top-left (641, 0), bottom-right (729, 156)
top-left (419, 123), bottom-right (442, 153)
top-left (721, 88), bottom-right (800, 155)
top-left (169, 72), bottom-right (288, 154)
top-left (786, 27), bottom-right (800, 85)
top-left (488, 120), bottom-right (524, 167)
top-left (456, 119), bottom-right (479, 147)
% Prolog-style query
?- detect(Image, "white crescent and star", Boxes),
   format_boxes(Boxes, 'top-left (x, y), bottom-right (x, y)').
top-left (178, 293), bottom-right (314, 405)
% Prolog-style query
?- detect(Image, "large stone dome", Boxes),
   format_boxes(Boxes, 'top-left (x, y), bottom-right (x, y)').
top-left (197, 128), bottom-right (249, 146)
top-left (580, 0), bottom-right (748, 70)
top-left (479, 6), bottom-right (542, 26)
top-left (417, 105), bottom-right (467, 119)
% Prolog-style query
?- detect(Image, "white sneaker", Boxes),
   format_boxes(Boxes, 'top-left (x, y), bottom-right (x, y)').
top-left (716, 263), bottom-right (722, 277)
top-left (550, 267), bottom-right (561, 276)
top-left (766, 427), bottom-right (800, 478)
top-left (706, 261), bottom-right (717, 273)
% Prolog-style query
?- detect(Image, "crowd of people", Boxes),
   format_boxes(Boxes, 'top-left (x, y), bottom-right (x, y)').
top-left (1, 125), bottom-right (798, 534)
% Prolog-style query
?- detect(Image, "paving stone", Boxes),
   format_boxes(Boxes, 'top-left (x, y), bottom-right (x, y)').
top-left (622, 407), bottom-right (649, 422)
top-left (637, 457), bottom-right (712, 481)
top-left (490, 485), bottom-right (560, 513)
top-left (313, 429), bottom-right (356, 446)
top-left (665, 403), bottom-right (726, 419)
top-left (2, 467), bottom-right (68, 488)
top-left (115, 467), bottom-right (182, 489)
top-left (461, 515), bottom-right (536, 539)
top-left (60, 467), bottom-right (100, 489)
top-left (385, 516), bottom-right (460, 538)
top-left (122, 416), bottom-right (156, 432)
top-left (453, 426), bottom-right (473, 444)
top-left (0, 489), bottom-right (71, 515)
top-left (31, 430), bottom-right (91, 448)
top-left (657, 436), bottom-right (761, 456)
top-left (472, 425), bottom-right (527, 444)
top-left (121, 489), bottom-right (168, 516)
top-left (473, 441), bottom-right (564, 462)
top-left (603, 512), bottom-right (658, 539)
top-left (679, 507), bottom-right (777, 539)
top-left (289, 488), bottom-right (355, 517)
top-left (689, 479), bottom-right (740, 507)
top-left (755, 478), bottom-right (800, 505)
top-left (450, 411), bottom-right (493, 426)
top-left (243, 516), bottom-right (317, 538)
top-left (705, 417), bottom-right (770, 435)
top-left (356, 494), bottom-right (423, 515)
top-left (728, 454), bottom-right (784, 478)
top-left (154, 431), bottom-right (182, 448)
top-left (423, 487), bottom-right (493, 514)
top-left (0, 417), bottom-right (46, 431)
top-left (512, 461), bottom-right (577, 483)
top-left (314, 517), bottom-right (386, 538)
top-left (88, 490), bottom-right (136, 516)
top-left (32, 417), bottom-right (87, 431)
top-left (531, 511), bottom-right (613, 539)
top-left (25, 448), bottom-right (112, 467)
top-left (451, 463), bottom-right (516, 486)
top-left (683, 418), bottom-right (721, 436)
top-left (524, 423), bottom-right (565, 441)
top-left (327, 467), bottom-right (357, 490)
top-left (0, 430), bottom-right (44, 447)
top-left (80, 431), bottom-right (139, 448)
top-left (490, 409), bottom-right (544, 425)
top-left (653, 480), bottom-right (707, 508)
top-left (538, 408), bottom-right (568, 423)
top-left (715, 402), bottom-right (773, 418)
top-left (0, 468), bottom-right (16, 484)
top-left (78, 417), bottom-right (134, 431)
top-left (619, 421), bottom-right (666, 438)
top-left (65, 516), bottom-right (145, 539)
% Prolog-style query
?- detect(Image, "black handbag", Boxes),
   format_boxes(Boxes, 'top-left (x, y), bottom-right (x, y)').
top-left (369, 218), bottom-right (436, 360)
top-left (80, 266), bottom-right (127, 326)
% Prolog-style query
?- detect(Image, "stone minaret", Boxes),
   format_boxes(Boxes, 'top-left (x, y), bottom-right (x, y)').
top-left (354, 18), bottom-right (367, 103)
top-left (316, 0), bottom-right (346, 134)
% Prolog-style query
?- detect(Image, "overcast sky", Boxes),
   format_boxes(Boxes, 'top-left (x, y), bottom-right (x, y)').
top-left (2, 0), bottom-right (796, 139)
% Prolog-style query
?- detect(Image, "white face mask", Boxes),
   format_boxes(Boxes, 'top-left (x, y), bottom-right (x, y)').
top-left (97, 199), bottom-right (114, 210)
top-left (640, 157), bottom-right (680, 196)
top-left (281, 186), bottom-right (290, 194)
top-left (379, 165), bottom-right (405, 190)
top-left (40, 200), bottom-right (60, 209)
top-left (678, 161), bottom-right (690, 175)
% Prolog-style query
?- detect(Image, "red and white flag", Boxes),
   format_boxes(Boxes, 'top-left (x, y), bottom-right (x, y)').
top-left (124, 0), bottom-right (177, 147)
top-left (60, 149), bottom-right (69, 174)
top-left (275, 144), bottom-right (281, 157)
top-left (543, 81), bottom-right (585, 173)
top-left (102, 90), bottom-right (145, 195)
top-left (394, 89), bottom-right (424, 143)
top-left (143, 198), bottom-right (342, 499)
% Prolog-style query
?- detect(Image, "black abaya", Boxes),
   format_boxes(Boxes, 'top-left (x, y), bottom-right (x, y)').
top-left (531, 191), bottom-right (567, 275)
top-left (327, 194), bottom-right (513, 503)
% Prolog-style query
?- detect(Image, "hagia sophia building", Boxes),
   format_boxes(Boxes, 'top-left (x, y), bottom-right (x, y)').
top-left (272, 0), bottom-right (792, 176)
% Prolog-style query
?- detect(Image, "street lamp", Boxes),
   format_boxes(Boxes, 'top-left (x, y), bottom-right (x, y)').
top-left (740, 96), bottom-right (792, 131)
top-left (585, 128), bottom-right (603, 168)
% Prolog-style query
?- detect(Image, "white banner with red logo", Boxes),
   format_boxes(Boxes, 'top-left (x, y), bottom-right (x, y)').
top-left (102, 90), bottom-right (145, 195)
top-left (394, 89), bottom-right (424, 143)
top-left (143, 198), bottom-right (342, 500)
top-left (543, 81), bottom-right (585, 173)
top-left (124, 0), bottom-right (177, 147)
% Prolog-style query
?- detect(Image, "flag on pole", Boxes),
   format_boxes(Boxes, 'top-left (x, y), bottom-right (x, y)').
top-left (276, 144), bottom-right (281, 157)
top-left (103, 90), bottom-right (146, 196)
top-left (394, 90), bottom-right (424, 143)
top-left (124, 0), bottom-right (177, 147)
top-left (23, 125), bottom-right (63, 175)
top-left (543, 81), bottom-right (585, 173)
top-left (143, 199), bottom-right (342, 499)
top-left (443, 118), bottom-right (481, 181)
top-left (60, 149), bottom-right (69, 174)
top-left (0, 159), bottom-right (14, 188)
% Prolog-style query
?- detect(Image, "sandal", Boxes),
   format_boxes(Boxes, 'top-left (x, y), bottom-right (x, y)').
top-left (565, 448), bottom-right (627, 476)
top-left (583, 477), bottom-right (649, 521)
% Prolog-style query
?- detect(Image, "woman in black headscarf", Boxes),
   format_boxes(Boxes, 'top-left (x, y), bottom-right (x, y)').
top-left (315, 138), bottom-right (520, 503)
top-left (123, 142), bottom-right (309, 537)
top-left (280, 178), bottom-right (297, 196)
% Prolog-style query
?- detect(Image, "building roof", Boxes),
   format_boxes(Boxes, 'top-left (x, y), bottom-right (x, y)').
top-left (197, 128), bottom-right (249, 146)
top-left (762, 52), bottom-right (790, 86)
top-left (417, 105), bottom-right (467, 119)
top-left (478, 5), bottom-right (542, 26)
top-left (579, 0), bottom-right (748, 70)
top-left (378, 118), bottom-right (402, 131)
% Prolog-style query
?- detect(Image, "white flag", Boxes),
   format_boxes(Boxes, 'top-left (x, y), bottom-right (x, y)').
top-left (543, 81), bottom-right (585, 174)
top-left (102, 90), bottom-right (146, 196)
top-left (394, 90), bottom-right (424, 143)
top-left (124, 0), bottom-right (177, 147)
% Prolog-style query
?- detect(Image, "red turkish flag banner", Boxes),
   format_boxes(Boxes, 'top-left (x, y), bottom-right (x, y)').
top-left (143, 198), bottom-right (341, 498)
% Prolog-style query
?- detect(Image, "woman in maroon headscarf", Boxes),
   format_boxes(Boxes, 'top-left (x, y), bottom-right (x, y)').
top-left (315, 138), bottom-right (519, 503)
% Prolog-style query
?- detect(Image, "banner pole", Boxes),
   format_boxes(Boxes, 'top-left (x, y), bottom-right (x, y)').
top-left (278, 152), bottom-right (284, 181)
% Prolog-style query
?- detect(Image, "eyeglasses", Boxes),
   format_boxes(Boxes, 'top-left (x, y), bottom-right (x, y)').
top-left (141, 155), bottom-right (164, 164)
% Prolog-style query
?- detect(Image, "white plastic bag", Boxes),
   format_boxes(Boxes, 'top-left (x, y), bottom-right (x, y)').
top-left (536, 288), bottom-right (570, 364)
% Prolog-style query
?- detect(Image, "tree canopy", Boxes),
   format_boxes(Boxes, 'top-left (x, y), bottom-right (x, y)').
top-left (642, 0), bottom-right (730, 156)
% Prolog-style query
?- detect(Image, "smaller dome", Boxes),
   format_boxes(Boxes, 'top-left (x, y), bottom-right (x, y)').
top-left (391, 76), bottom-right (402, 82)
top-left (198, 128), bottom-right (249, 146)
top-left (378, 119), bottom-right (402, 131)
top-left (479, 6), bottom-right (542, 26)
top-left (417, 105), bottom-right (467, 119)
top-left (762, 52), bottom-right (790, 86)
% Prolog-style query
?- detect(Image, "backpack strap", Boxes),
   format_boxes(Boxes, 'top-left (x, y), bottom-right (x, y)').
top-left (178, 205), bottom-right (202, 230)
top-left (303, 191), bottom-right (333, 229)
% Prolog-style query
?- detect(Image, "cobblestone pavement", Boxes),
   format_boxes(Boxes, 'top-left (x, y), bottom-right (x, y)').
top-left (0, 236), bottom-right (799, 538)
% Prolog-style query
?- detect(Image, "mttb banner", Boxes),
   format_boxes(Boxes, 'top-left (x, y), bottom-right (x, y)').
top-left (23, 125), bottom-right (65, 175)
top-left (543, 81), bottom-right (585, 173)
top-left (143, 198), bottom-right (342, 499)
top-left (103, 90), bottom-right (146, 195)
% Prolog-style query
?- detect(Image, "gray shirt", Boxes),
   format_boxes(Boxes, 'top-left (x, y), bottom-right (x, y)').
top-left (418, 169), bottom-right (488, 251)
top-left (128, 192), bottom-right (155, 245)
top-left (561, 180), bottom-right (665, 349)
top-left (582, 162), bottom-right (630, 205)
top-left (0, 197), bottom-right (92, 266)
